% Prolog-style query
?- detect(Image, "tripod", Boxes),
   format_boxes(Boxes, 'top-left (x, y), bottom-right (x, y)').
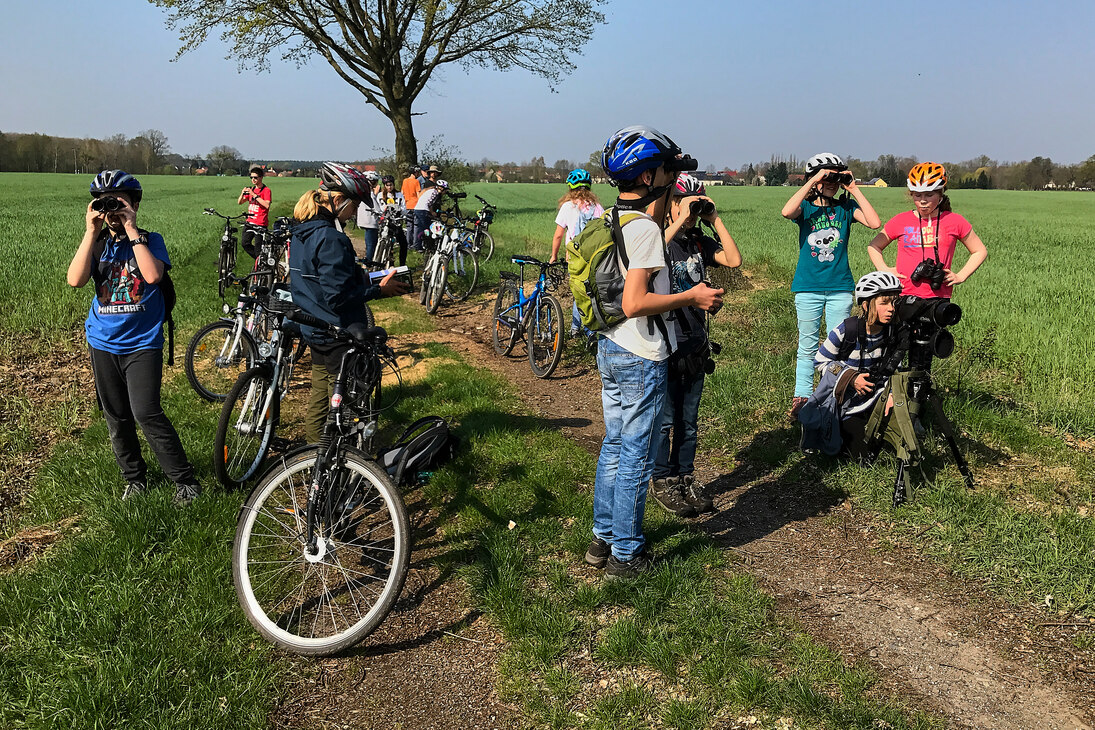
top-left (861, 368), bottom-right (974, 507)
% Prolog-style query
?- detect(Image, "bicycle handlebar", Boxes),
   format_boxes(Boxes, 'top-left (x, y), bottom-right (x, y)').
top-left (474, 195), bottom-right (494, 207)
top-left (285, 308), bottom-right (390, 351)
top-left (203, 208), bottom-right (247, 221)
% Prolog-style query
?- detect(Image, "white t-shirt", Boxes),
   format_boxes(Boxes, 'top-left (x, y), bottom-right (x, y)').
top-left (356, 191), bottom-right (379, 229)
top-left (555, 200), bottom-right (605, 245)
top-left (414, 188), bottom-right (441, 212)
top-left (603, 212), bottom-right (676, 362)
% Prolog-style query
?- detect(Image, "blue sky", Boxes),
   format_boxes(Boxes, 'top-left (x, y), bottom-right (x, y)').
top-left (2, 0), bottom-right (1093, 169)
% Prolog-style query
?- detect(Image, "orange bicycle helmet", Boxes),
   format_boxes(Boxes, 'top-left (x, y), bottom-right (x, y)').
top-left (907, 162), bottom-right (947, 192)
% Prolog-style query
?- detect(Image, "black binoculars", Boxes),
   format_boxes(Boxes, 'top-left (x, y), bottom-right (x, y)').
top-left (822, 171), bottom-right (853, 186)
top-left (910, 258), bottom-right (946, 290)
top-left (91, 196), bottom-right (126, 213)
top-left (689, 199), bottom-right (715, 217)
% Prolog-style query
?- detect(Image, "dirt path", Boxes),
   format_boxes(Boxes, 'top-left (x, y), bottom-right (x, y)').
top-left (406, 292), bottom-right (1095, 730)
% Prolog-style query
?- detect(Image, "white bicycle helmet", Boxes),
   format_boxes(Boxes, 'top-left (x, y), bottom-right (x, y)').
top-left (435, 179), bottom-right (449, 190)
top-left (364, 170), bottom-right (380, 183)
top-left (805, 152), bottom-right (847, 176)
top-left (673, 173), bottom-right (705, 196)
top-left (855, 271), bottom-right (903, 304)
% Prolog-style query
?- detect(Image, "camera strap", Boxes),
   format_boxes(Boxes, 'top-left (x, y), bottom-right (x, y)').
top-left (918, 211), bottom-right (942, 264)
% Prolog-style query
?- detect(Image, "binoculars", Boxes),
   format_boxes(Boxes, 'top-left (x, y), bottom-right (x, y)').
top-left (689, 199), bottom-right (715, 217)
top-left (91, 196), bottom-right (125, 213)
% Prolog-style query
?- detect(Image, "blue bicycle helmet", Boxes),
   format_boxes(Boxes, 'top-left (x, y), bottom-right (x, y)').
top-left (566, 168), bottom-right (592, 189)
top-left (601, 125), bottom-right (683, 183)
top-left (90, 170), bottom-right (143, 203)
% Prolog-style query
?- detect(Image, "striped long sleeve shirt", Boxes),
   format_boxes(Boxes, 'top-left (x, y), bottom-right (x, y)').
top-left (813, 320), bottom-right (890, 416)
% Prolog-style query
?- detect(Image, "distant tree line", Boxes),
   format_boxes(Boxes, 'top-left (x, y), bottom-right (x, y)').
top-left (4, 129), bottom-right (1094, 190)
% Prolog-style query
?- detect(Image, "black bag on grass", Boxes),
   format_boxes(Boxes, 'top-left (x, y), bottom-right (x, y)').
top-left (376, 417), bottom-right (458, 486)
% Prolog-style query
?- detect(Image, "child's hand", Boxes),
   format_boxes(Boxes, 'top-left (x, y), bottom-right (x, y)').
top-left (854, 373), bottom-right (875, 395)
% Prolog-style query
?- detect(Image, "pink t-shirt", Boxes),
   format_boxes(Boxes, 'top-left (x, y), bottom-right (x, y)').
top-left (883, 210), bottom-right (973, 298)
top-left (246, 185), bottom-right (272, 227)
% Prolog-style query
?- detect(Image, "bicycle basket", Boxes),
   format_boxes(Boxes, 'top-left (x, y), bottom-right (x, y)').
top-left (478, 209), bottom-right (494, 224)
top-left (265, 286), bottom-right (295, 314)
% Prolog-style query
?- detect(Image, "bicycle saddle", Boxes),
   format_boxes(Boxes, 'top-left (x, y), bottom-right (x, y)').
top-left (510, 255), bottom-right (543, 266)
top-left (346, 323), bottom-right (388, 348)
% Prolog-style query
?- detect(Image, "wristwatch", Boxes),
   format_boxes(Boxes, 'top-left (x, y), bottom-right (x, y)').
top-left (132, 233), bottom-right (150, 246)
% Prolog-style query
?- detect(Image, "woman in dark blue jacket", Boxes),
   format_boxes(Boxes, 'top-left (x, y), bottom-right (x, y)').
top-left (289, 162), bottom-right (408, 442)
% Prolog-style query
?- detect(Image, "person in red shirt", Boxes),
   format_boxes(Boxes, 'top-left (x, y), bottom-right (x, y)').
top-left (868, 162), bottom-right (987, 300)
top-left (238, 164), bottom-right (273, 257)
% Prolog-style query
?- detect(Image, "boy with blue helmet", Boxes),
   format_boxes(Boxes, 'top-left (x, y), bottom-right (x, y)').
top-left (586, 126), bottom-right (724, 579)
top-left (67, 171), bottom-right (201, 506)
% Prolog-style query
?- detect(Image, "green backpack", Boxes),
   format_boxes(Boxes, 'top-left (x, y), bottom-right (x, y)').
top-left (567, 207), bottom-right (647, 331)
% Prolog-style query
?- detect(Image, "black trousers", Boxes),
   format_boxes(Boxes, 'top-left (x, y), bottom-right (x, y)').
top-left (89, 346), bottom-right (195, 484)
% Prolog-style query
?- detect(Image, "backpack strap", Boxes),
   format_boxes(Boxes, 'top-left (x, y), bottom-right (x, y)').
top-left (608, 207), bottom-right (672, 344)
top-left (835, 315), bottom-right (865, 365)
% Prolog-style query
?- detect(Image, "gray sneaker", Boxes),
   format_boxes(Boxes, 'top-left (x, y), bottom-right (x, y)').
top-left (650, 477), bottom-right (697, 518)
top-left (680, 474), bottom-right (714, 514)
top-left (605, 550), bottom-right (655, 580)
top-left (584, 537), bottom-right (610, 568)
top-left (173, 481), bottom-right (202, 508)
top-left (122, 480), bottom-right (148, 500)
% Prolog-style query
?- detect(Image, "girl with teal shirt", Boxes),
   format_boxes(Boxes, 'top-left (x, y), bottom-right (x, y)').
top-left (781, 153), bottom-right (881, 420)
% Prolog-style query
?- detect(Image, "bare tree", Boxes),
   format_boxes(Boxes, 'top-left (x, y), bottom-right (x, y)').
top-left (208, 145), bottom-right (244, 175)
top-left (152, 0), bottom-right (607, 169)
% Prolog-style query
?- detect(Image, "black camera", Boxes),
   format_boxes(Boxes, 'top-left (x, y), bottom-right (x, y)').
top-left (910, 259), bottom-right (946, 290)
top-left (91, 196), bottom-right (125, 213)
top-left (666, 154), bottom-right (699, 173)
top-left (689, 199), bottom-right (715, 217)
top-left (822, 171), bottom-right (852, 186)
top-left (871, 296), bottom-right (963, 378)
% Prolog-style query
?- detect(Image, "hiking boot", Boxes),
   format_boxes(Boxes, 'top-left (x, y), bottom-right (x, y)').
top-left (650, 477), bottom-right (697, 518)
top-left (679, 474), bottom-right (714, 514)
top-left (584, 537), bottom-right (610, 568)
top-left (172, 480), bottom-right (202, 508)
top-left (122, 480), bottom-right (148, 500)
top-left (788, 396), bottom-right (808, 422)
top-left (605, 549), bottom-right (655, 580)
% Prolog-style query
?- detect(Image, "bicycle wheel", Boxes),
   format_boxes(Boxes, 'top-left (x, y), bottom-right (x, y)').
top-left (374, 235), bottom-right (395, 269)
top-left (477, 229), bottom-right (495, 263)
top-left (214, 366), bottom-right (279, 488)
top-left (425, 260), bottom-right (447, 314)
top-left (444, 246), bottom-right (479, 302)
top-left (233, 446), bottom-right (410, 655)
top-left (418, 264), bottom-right (430, 306)
top-left (528, 294), bottom-right (565, 378)
top-left (185, 320), bottom-right (259, 402)
top-left (492, 283), bottom-right (520, 356)
top-left (218, 246), bottom-right (231, 299)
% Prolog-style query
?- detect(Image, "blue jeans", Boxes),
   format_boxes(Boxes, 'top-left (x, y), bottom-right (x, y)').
top-left (593, 337), bottom-right (667, 562)
top-left (413, 210), bottom-right (431, 250)
top-left (654, 370), bottom-right (704, 480)
top-left (363, 228), bottom-right (379, 262)
top-left (794, 291), bottom-right (854, 398)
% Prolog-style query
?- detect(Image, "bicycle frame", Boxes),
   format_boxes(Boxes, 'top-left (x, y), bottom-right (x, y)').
top-left (498, 261), bottom-right (553, 334)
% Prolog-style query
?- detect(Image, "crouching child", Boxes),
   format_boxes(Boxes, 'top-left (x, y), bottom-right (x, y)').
top-left (799, 271), bottom-right (903, 457)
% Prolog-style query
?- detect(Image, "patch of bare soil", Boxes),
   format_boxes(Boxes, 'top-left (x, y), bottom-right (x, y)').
top-left (0, 331), bottom-right (93, 541)
top-left (398, 288), bottom-right (1095, 730)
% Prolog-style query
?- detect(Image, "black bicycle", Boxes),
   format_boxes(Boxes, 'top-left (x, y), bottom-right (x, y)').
top-left (232, 309), bottom-right (408, 655)
top-left (204, 208), bottom-right (247, 299)
top-left (213, 288), bottom-right (302, 489)
top-left (465, 194), bottom-right (496, 262)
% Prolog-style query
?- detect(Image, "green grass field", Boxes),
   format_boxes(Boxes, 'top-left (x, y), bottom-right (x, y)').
top-left (0, 173), bottom-right (1091, 729)
top-left (4, 174), bottom-right (1089, 432)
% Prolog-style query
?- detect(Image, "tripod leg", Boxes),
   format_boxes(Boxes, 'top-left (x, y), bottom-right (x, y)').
top-left (893, 459), bottom-right (908, 508)
top-left (925, 393), bottom-right (974, 489)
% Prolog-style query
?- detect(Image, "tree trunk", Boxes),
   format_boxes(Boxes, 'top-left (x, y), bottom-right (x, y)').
top-left (390, 102), bottom-right (418, 174)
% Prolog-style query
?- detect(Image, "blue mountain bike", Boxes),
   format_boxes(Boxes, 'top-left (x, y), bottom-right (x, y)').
top-left (492, 256), bottom-right (567, 378)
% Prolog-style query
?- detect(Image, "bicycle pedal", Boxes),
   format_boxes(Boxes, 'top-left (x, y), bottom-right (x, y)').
top-left (269, 437), bottom-right (297, 452)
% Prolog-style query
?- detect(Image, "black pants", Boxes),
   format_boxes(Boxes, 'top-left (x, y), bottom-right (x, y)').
top-left (89, 347), bottom-right (195, 484)
top-left (393, 227), bottom-right (409, 266)
top-left (241, 225), bottom-right (267, 258)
